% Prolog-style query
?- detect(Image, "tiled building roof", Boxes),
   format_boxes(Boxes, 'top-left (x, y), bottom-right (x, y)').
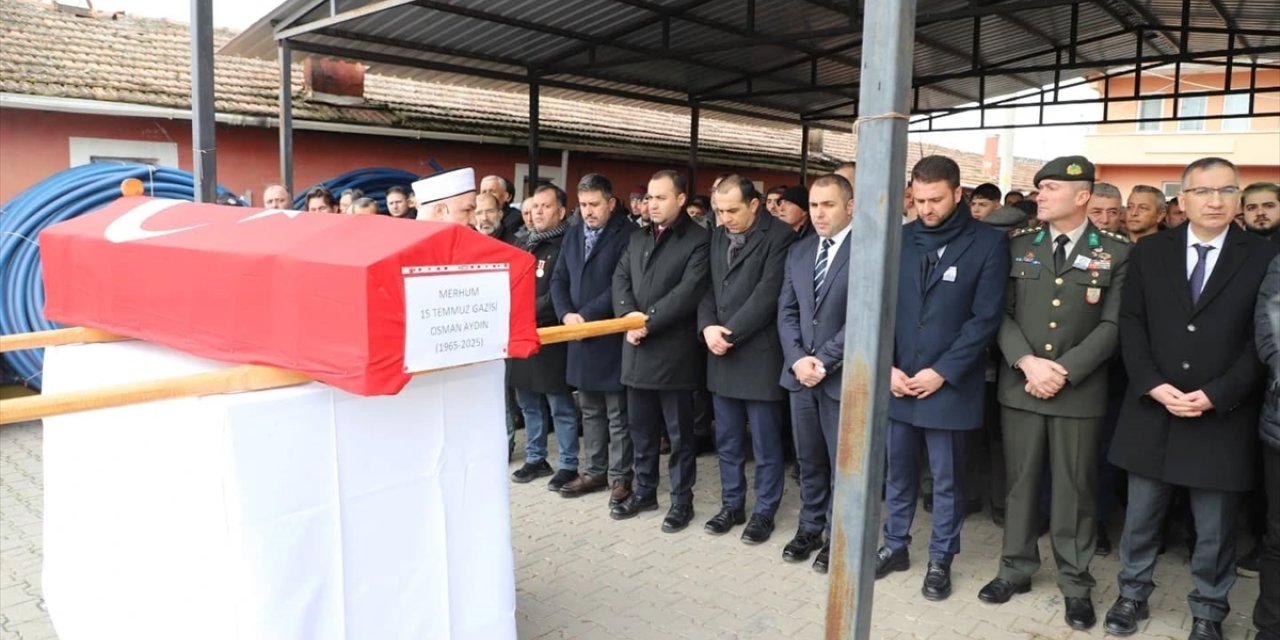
top-left (0, 0), bottom-right (1043, 189)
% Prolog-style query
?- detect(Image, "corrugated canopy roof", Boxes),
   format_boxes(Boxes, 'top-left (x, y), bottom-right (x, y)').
top-left (221, 0), bottom-right (1280, 129)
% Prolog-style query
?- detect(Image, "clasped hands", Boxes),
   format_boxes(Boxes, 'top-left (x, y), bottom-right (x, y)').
top-left (1149, 383), bottom-right (1214, 418)
top-left (890, 367), bottom-right (945, 399)
top-left (1017, 356), bottom-right (1068, 400)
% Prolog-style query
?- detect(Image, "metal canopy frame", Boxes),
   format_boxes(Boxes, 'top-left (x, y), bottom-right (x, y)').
top-left (217, 0), bottom-right (1280, 193)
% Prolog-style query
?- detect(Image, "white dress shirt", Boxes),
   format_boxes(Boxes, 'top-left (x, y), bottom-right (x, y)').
top-left (1186, 226), bottom-right (1229, 294)
top-left (816, 224), bottom-right (853, 267)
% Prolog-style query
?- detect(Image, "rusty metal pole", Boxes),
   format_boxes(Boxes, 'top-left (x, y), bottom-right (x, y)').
top-left (824, 0), bottom-right (916, 636)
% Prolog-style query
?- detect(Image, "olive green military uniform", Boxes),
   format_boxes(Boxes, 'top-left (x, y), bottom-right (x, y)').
top-left (993, 157), bottom-right (1131, 598)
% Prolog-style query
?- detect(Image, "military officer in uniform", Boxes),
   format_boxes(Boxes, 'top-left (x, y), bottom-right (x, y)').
top-left (977, 156), bottom-right (1132, 632)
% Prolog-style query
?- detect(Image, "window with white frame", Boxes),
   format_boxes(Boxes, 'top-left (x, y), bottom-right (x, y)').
top-left (1162, 182), bottom-right (1182, 199)
top-left (1221, 94), bottom-right (1251, 131)
top-left (1178, 96), bottom-right (1207, 131)
top-left (68, 137), bottom-right (179, 168)
top-left (1137, 97), bottom-right (1162, 131)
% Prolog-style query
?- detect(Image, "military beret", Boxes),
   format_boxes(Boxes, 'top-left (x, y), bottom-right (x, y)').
top-left (781, 185), bottom-right (809, 212)
top-left (1034, 155), bottom-right (1095, 186)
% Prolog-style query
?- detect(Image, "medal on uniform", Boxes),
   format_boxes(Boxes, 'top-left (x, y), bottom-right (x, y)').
top-left (1024, 251), bottom-right (1037, 262)
top-left (536, 259), bottom-right (546, 278)
top-left (1086, 286), bottom-right (1101, 304)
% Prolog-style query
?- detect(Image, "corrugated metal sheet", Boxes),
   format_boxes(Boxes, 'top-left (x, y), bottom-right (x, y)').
top-left (220, 0), bottom-right (1280, 128)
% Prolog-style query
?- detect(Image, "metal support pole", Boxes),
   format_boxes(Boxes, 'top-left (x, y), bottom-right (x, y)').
top-left (528, 72), bottom-right (540, 197)
top-left (826, 0), bottom-right (915, 635)
top-left (689, 99), bottom-right (700, 192)
top-left (800, 123), bottom-right (810, 184)
top-left (278, 39), bottom-right (294, 196)
top-left (190, 0), bottom-right (216, 203)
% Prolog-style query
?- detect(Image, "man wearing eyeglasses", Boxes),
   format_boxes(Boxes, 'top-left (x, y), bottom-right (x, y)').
top-left (1104, 157), bottom-right (1280, 640)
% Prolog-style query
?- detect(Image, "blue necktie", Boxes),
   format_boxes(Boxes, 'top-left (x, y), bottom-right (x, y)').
top-left (1189, 243), bottom-right (1215, 304)
top-left (814, 238), bottom-right (833, 294)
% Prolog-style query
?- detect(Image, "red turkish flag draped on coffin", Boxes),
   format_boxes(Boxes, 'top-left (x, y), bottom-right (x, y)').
top-left (39, 197), bottom-right (538, 396)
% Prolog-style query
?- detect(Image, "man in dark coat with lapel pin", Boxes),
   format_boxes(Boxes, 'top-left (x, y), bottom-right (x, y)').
top-left (698, 175), bottom-right (795, 544)
top-left (610, 169), bottom-right (711, 533)
top-left (509, 184), bottom-right (580, 491)
top-left (1104, 157), bottom-right (1280, 640)
top-left (551, 174), bottom-right (635, 507)
top-left (873, 155), bottom-right (1009, 598)
top-left (977, 156), bottom-right (1131, 631)
top-left (776, 173), bottom-right (855, 573)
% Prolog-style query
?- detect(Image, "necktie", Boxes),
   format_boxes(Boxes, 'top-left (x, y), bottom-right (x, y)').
top-left (584, 227), bottom-right (602, 257)
top-left (1053, 234), bottom-right (1070, 272)
top-left (1189, 243), bottom-right (1215, 304)
top-left (814, 238), bottom-right (833, 294)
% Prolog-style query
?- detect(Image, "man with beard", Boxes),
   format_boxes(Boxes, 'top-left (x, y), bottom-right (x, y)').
top-left (1244, 182), bottom-right (1280, 239)
top-left (876, 156), bottom-right (1008, 598)
top-left (480, 175), bottom-right (522, 236)
top-left (698, 175), bottom-right (794, 544)
top-left (1124, 185), bottom-right (1166, 243)
top-left (509, 185), bottom-right (580, 490)
top-left (552, 174), bottom-right (635, 506)
top-left (979, 157), bottom-right (1130, 632)
top-left (628, 186), bottom-right (648, 227)
top-left (475, 193), bottom-right (518, 244)
top-left (1087, 183), bottom-right (1125, 233)
top-left (610, 170), bottom-right (710, 532)
top-left (412, 168), bottom-right (477, 226)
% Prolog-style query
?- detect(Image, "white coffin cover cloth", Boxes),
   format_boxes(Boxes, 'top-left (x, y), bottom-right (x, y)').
top-left (40, 341), bottom-right (516, 640)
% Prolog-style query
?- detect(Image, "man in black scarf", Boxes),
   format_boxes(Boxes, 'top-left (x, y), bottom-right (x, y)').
top-left (875, 156), bottom-right (1010, 602)
top-left (509, 185), bottom-right (579, 491)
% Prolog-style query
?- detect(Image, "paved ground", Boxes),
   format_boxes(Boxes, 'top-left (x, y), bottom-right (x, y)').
top-left (1, 420), bottom-right (1265, 639)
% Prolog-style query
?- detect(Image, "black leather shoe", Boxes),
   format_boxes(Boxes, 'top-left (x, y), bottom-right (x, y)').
top-left (609, 493), bottom-right (658, 520)
top-left (740, 513), bottom-right (775, 545)
top-left (661, 504), bottom-right (694, 533)
top-left (813, 546), bottom-right (831, 574)
top-left (921, 562), bottom-right (952, 601)
top-left (923, 495), bottom-right (934, 513)
top-left (991, 506), bottom-right (1005, 528)
top-left (1103, 596), bottom-right (1149, 636)
top-left (977, 578), bottom-right (1031, 604)
top-left (782, 530), bottom-right (825, 562)
top-left (1256, 629), bottom-right (1280, 640)
top-left (511, 460), bottom-right (553, 483)
top-left (703, 507), bottom-right (746, 535)
top-left (1187, 618), bottom-right (1223, 640)
top-left (1064, 597), bottom-right (1096, 630)
top-left (547, 469), bottom-right (578, 492)
top-left (1096, 526), bottom-right (1113, 556)
top-left (874, 546), bottom-right (909, 579)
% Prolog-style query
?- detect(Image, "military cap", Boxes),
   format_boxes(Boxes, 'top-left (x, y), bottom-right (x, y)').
top-left (1033, 155), bottom-right (1095, 187)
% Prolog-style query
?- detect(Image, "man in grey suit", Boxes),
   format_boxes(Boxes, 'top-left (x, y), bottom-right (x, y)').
top-left (699, 175), bottom-right (795, 544)
top-left (777, 173), bottom-right (854, 573)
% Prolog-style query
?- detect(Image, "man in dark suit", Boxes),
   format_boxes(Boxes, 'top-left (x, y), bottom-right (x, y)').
top-left (1253, 253), bottom-right (1280, 640)
top-left (977, 156), bottom-right (1131, 631)
top-left (874, 156), bottom-right (1008, 600)
top-left (777, 173), bottom-right (855, 573)
top-left (508, 185), bottom-right (580, 490)
top-left (698, 175), bottom-right (795, 544)
top-left (610, 169), bottom-right (711, 532)
top-left (551, 173), bottom-right (635, 507)
top-left (1104, 157), bottom-right (1280, 640)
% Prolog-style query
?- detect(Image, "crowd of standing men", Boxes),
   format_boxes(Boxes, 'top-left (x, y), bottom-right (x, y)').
top-left (263, 154), bottom-right (1280, 640)
top-left (499, 154), bottom-right (1279, 640)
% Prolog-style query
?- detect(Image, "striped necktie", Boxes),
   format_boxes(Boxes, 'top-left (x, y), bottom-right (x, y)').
top-left (814, 237), bottom-right (834, 294)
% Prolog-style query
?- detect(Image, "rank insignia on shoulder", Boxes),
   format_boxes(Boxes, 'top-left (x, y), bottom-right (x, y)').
top-left (1098, 229), bottom-right (1130, 244)
top-left (1011, 226), bottom-right (1043, 238)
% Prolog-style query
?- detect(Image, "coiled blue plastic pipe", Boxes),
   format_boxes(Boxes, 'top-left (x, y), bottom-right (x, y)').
top-left (0, 163), bottom-right (240, 389)
top-left (292, 167), bottom-right (419, 211)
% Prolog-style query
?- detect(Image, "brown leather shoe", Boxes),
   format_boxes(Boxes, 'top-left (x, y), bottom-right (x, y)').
top-left (560, 473), bottom-right (607, 497)
top-left (609, 479), bottom-right (633, 507)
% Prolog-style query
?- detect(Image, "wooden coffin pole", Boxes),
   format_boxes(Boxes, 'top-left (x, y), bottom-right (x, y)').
top-left (0, 316), bottom-right (644, 425)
